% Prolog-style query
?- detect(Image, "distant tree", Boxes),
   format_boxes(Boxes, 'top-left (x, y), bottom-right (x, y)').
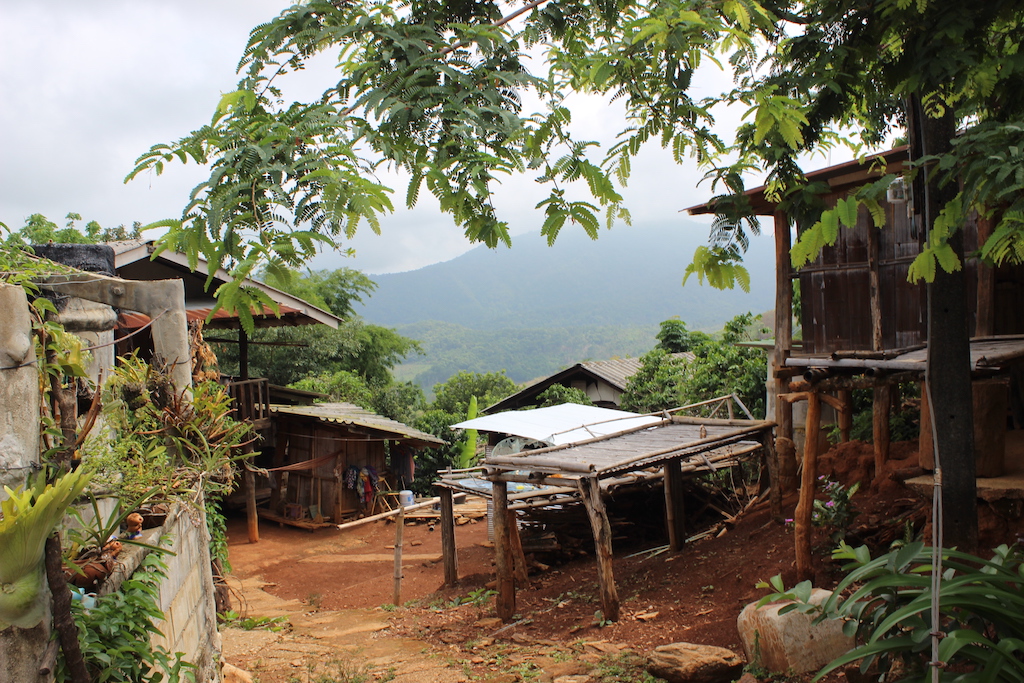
top-left (432, 370), bottom-right (518, 415)
top-left (3, 212), bottom-right (142, 247)
top-left (619, 349), bottom-right (687, 414)
top-left (535, 384), bottom-right (594, 408)
top-left (262, 266), bottom-right (377, 319)
top-left (655, 318), bottom-right (711, 354)
top-left (290, 369), bottom-right (373, 407)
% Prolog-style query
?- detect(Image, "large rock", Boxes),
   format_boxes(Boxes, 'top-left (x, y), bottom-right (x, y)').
top-left (646, 642), bottom-right (744, 683)
top-left (736, 588), bottom-right (853, 675)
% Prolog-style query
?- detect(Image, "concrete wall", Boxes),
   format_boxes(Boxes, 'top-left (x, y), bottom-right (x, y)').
top-left (103, 499), bottom-right (221, 682)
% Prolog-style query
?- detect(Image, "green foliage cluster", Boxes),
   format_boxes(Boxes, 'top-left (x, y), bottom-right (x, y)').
top-left (621, 314), bottom-right (767, 417)
top-left (3, 212), bottom-right (142, 249)
top-left (832, 388), bottom-right (920, 444)
top-left (536, 384), bottom-right (594, 408)
top-left (761, 542), bottom-right (1024, 683)
top-left (408, 370), bottom-right (519, 493)
top-left (57, 547), bottom-right (193, 683)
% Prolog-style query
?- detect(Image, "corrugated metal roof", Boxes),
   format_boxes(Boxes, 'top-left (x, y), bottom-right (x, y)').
top-left (453, 403), bottom-right (664, 446)
top-left (270, 402), bottom-right (445, 448)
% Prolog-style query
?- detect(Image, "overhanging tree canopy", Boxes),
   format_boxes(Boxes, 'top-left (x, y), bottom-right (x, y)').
top-left (131, 0), bottom-right (1024, 547)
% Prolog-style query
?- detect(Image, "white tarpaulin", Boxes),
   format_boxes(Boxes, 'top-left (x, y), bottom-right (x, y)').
top-left (452, 403), bottom-right (664, 446)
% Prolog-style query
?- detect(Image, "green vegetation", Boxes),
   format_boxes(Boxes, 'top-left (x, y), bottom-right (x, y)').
top-left (3, 212), bottom-right (141, 248)
top-left (219, 610), bottom-right (290, 632)
top-left (57, 546), bottom-right (193, 683)
top-left (761, 542), bottom-right (1024, 683)
top-left (621, 313), bottom-right (768, 417)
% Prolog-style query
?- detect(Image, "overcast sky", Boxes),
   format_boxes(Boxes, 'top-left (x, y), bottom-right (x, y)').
top-left (0, 1), bottom-right (801, 275)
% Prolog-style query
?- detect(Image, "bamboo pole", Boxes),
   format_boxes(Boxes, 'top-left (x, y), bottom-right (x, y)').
top-left (335, 497), bottom-right (439, 531)
top-left (664, 458), bottom-right (686, 551)
top-left (393, 507), bottom-right (404, 606)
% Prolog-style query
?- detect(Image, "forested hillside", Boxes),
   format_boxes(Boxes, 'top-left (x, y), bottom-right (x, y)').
top-left (356, 221), bottom-right (775, 390)
top-left (356, 221), bottom-right (775, 330)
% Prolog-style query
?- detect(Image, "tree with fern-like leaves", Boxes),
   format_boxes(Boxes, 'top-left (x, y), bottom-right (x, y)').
top-left (132, 0), bottom-right (1024, 548)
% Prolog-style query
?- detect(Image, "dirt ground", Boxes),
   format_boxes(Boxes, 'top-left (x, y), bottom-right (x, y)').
top-left (220, 440), bottom-right (1024, 683)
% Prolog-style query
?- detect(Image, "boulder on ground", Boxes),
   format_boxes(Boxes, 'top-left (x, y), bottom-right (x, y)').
top-left (736, 588), bottom-right (853, 675)
top-left (646, 642), bottom-right (744, 683)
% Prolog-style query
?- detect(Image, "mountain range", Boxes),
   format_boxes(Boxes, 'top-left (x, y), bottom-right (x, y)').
top-left (354, 220), bottom-right (776, 389)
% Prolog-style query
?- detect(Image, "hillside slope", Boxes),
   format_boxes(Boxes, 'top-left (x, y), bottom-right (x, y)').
top-left (356, 221), bottom-right (775, 331)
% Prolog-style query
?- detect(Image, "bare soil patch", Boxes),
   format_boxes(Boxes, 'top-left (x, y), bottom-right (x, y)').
top-left (223, 440), bottom-right (1024, 682)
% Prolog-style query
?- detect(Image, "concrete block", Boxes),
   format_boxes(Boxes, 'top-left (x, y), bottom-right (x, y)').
top-left (737, 588), bottom-right (853, 675)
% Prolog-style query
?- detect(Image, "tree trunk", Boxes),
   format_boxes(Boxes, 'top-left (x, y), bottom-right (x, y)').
top-left (914, 97), bottom-right (977, 551)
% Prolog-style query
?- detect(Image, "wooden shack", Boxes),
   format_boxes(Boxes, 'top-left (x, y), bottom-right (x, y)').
top-left (259, 403), bottom-right (444, 529)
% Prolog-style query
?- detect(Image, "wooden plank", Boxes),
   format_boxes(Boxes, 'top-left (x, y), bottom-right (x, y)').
top-left (579, 475), bottom-right (620, 622)
top-left (491, 480), bottom-right (515, 622)
top-left (663, 459), bottom-right (686, 552)
top-left (438, 486), bottom-right (458, 586)
top-left (508, 512), bottom-right (529, 585)
top-left (794, 392), bottom-right (821, 583)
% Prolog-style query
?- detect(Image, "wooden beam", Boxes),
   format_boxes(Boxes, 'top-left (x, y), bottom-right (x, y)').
top-left (663, 459), bottom-right (686, 551)
top-left (579, 475), bottom-right (620, 622)
top-left (438, 486), bottom-right (458, 587)
top-left (794, 391), bottom-right (821, 583)
top-left (491, 480), bottom-right (515, 622)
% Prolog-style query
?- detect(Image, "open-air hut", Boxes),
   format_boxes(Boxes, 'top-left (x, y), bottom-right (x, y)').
top-left (262, 402), bottom-right (444, 529)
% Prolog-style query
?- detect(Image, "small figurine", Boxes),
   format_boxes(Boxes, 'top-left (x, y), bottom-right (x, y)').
top-left (125, 512), bottom-right (144, 540)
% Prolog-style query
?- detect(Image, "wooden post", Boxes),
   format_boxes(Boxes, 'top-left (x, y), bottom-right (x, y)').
top-left (491, 479), bottom-right (515, 622)
top-left (974, 378), bottom-right (1009, 477)
top-left (244, 451), bottom-right (259, 543)
top-left (663, 458), bottom-right (687, 551)
top-left (867, 215), bottom-right (884, 352)
top-left (773, 211), bottom-right (795, 444)
top-left (872, 383), bottom-right (891, 480)
top-left (393, 506), bottom-right (404, 606)
top-left (579, 476), bottom-right (620, 622)
top-left (438, 486), bottom-right (458, 587)
top-left (759, 428), bottom-right (782, 521)
top-left (837, 390), bottom-right (853, 443)
top-left (238, 327), bottom-right (249, 381)
top-left (508, 513), bottom-right (529, 585)
top-left (794, 392), bottom-right (821, 583)
top-left (919, 381), bottom-right (934, 469)
top-left (976, 216), bottom-right (995, 338)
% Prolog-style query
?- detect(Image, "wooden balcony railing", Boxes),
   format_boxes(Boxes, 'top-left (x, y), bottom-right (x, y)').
top-left (226, 377), bottom-right (272, 430)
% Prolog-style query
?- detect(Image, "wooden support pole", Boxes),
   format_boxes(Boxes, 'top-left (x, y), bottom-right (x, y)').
top-left (759, 428), bottom-right (782, 521)
top-left (438, 486), bottom-right (458, 587)
top-left (663, 459), bottom-right (687, 551)
top-left (838, 390), bottom-right (853, 443)
top-left (793, 392), bottom-right (821, 583)
top-left (492, 480), bottom-right (515, 622)
top-left (580, 475), bottom-right (620, 622)
top-left (773, 211), bottom-right (794, 444)
top-left (508, 512), bottom-right (529, 585)
top-left (244, 457), bottom-right (259, 544)
top-left (867, 214), bottom-right (884, 353)
top-left (393, 507), bottom-right (404, 606)
top-left (872, 383), bottom-right (891, 480)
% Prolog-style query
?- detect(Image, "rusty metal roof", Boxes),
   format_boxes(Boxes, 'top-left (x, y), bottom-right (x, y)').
top-left (270, 402), bottom-right (445, 448)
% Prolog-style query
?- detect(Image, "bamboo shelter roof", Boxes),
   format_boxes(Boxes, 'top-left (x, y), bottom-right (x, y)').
top-left (483, 415), bottom-right (774, 483)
